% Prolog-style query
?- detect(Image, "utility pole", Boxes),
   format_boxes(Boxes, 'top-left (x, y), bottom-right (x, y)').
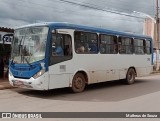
top-left (156, 0), bottom-right (159, 71)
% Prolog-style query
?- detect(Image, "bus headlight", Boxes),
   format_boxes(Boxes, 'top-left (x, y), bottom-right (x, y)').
top-left (33, 69), bottom-right (45, 79)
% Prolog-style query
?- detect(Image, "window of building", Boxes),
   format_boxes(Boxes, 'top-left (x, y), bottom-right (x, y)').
top-left (134, 39), bottom-right (145, 54)
top-left (118, 37), bottom-right (133, 54)
top-left (74, 31), bottom-right (98, 54)
top-left (99, 34), bottom-right (118, 54)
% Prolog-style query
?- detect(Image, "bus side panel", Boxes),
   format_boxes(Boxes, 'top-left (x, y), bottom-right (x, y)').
top-left (47, 52), bottom-right (152, 90)
top-left (136, 66), bottom-right (153, 77)
top-left (49, 74), bottom-right (70, 89)
top-left (135, 55), bottom-right (153, 77)
top-left (119, 68), bottom-right (128, 79)
top-left (89, 71), bottom-right (107, 83)
top-left (74, 54), bottom-right (120, 84)
top-left (48, 62), bottom-right (72, 89)
top-left (146, 66), bottom-right (153, 75)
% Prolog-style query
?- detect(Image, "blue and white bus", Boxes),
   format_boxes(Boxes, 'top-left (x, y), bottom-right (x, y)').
top-left (9, 22), bottom-right (153, 92)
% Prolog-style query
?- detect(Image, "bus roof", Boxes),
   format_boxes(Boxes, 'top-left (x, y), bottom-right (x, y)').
top-left (16, 22), bottom-right (152, 40)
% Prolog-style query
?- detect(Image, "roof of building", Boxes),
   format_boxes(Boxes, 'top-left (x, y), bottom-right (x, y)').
top-left (0, 27), bottom-right (14, 33)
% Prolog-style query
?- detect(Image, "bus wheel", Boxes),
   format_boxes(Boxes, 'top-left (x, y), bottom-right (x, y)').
top-left (71, 73), bottom-right (86, 93)
top-left (125, 68), bottom-right (135, 84)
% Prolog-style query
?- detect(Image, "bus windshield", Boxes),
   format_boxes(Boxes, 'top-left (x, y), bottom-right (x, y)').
top-left (11, 26), bottom-right (48, 64)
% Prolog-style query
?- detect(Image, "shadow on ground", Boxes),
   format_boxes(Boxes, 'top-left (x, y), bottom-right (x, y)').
top-left (11, 77), bottom-right (160, 102)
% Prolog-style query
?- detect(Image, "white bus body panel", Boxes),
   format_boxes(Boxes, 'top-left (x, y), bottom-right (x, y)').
top-left (47, 29), bottom-right (153, 90)
top-left (48, 62), bottom-right (73, 89)
top-left (48, 54), bottom-right (152, 89)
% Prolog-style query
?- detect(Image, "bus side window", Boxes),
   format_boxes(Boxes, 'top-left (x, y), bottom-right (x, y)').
top-left (99, 34), bottom-right (117, 54)
top-left (146, 40), bottom-right (151, 54)
top-left (75, 32), bottom-right (83, 53)
top-left (118, 37), bottom-right (133, 54)
top-left (88, 33), bottom-right (98, 53)
top-left (75, 31), bottom-right (98, 54)
top-left (64, 35), bottom-right (72, 56)
top-left (118, 37), bottom-right (122, 53)
top-left (50, 33), bottom-right (72, 65)
top-left (112, 36), bottom-right (118, 53)
top-left (134, 39), bottom-right (144, 55)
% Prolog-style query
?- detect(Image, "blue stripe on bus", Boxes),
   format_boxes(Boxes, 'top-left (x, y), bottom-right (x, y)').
top-left (48, 22), bottom-right (152, 40)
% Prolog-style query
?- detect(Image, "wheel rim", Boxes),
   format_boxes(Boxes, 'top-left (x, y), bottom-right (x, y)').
top-left (128, 70), bottom-right (134, 82)
top-left (73, 77), bottom-right (84, 90)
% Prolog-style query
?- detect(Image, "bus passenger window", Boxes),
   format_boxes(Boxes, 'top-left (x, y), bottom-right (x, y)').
top-left (74, 31), bottom-right (98, 54)
top-left (145, 40), bottom-right (151, 54)
top-left (134, 39), bottom-right (144, 55)
top-left (100, 34), bottom-right (118, 54)
top-left (64, 35), bottom-right (72, 56)
top-left (118, 37), bottom-right (133, 54)
top-left (118, 41), bottom-right (125, 53)
top-left (76, 44), bottom-right (85, 53)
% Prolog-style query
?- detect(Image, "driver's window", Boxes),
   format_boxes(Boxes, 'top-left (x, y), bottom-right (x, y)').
top-left (52, 34), bottom-right (64, 56)
top-left (50, 33), bottom-right (72, 65)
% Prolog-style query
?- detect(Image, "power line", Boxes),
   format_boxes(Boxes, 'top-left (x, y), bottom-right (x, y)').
top-left (1, 0), bottom-right (156, 16)
top-left (1, 0), bottom-right (144, 23)
top-left (59, 0), bottom-right (155, 16)
top-left (67, 0), bottom-right (156, 20)
top-left (56, 0), bottom-right (144, 19)
top-left (0, 0), bottom-right (145, 30)
top-left (0, 0), bottom-right (146, 31)
top-left (1, 0), bottom-right (146, 20)
top-left (87, 0), bottom-right (154, 12)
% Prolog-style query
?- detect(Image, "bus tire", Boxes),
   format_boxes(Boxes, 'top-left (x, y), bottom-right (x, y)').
top-left (125, 68), bottom-right (135, 85)
top-left (71, 73), bottom-right (86, 93)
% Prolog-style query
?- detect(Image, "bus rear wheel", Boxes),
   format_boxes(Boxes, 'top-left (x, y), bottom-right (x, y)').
top-left (125, 68), bottom-right (136, 84)
top-left (71, 73), bottom-right (86, 93)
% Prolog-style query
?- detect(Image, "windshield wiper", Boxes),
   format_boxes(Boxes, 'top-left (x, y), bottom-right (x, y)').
top-left (19, 36), bottom-right (23, 55)
top-left (19, 36), bottom-right (32, 67)
top-left (23, 55), bottom-right (32, 67)
top-left (20, 49), bottom-right (32, 67)
top-left (19, 36), bottom-right (24, 63)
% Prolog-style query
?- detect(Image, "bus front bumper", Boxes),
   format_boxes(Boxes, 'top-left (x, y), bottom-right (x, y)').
top-left (9, 72), bottom-right (49, 90)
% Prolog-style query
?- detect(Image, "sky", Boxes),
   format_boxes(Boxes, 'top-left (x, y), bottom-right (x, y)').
top-left (0, 0), bottom-right (157, 34)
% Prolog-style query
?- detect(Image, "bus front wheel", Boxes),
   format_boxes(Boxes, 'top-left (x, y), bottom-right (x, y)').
top-left (71, 73), bottom-right (86, 93)
top-left (125, 68), bottom-right (136, 85)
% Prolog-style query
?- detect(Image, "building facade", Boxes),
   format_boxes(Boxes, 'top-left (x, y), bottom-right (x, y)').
top-left (144, 18), bottom-right (157, 47)
top-left (0, 27), bottom-right (14, 56)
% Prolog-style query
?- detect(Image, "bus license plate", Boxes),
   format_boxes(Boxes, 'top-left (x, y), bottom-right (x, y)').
top-left (13, 80), bottom-right (24, 87)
